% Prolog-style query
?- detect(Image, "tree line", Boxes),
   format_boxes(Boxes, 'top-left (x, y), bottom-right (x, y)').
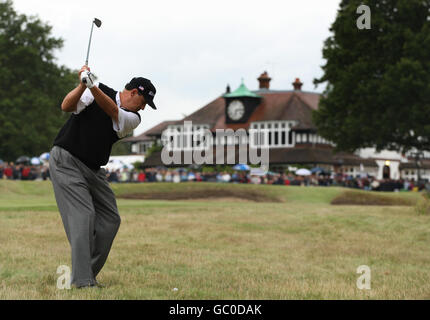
top-left (1, 0), bottom-right (429, 161)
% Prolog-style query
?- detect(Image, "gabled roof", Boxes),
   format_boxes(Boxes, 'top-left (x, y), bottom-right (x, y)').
top-left (122, 134), bottom-right (153, 142)
top-left (171, 97), bottom-right (226, 128)
top-left (129, 89), bottom-right (322, 141)
top-left (210, 90), bottom-right (321, 131)
top-left (399, 160), bottom-right (430, 170)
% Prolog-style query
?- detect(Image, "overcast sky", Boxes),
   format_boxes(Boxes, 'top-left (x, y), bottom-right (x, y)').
top-left (12, 0), bottom-right (341, 136)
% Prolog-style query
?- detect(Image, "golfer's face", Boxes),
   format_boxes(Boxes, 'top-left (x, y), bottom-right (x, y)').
top-left (131, 91), bottom-right (146, 110)
top-left (137, 95), bottom-right (146, 110)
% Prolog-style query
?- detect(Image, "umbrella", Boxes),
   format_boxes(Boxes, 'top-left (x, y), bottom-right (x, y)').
top-left (16, 156), bottom-right (30, 165)
top-left (295, 168), bottom-right (311, 176)
top-left (40, 152), bottom-right (50, 161)
top-left (233, 164), bottom-right (250, 171)
top-left (30, 157), bottom-right (42, 165)
top-left (311, 167), bottom-right (330, 175)
top-left (188, 172), bottom-right (196, 180)
top-left (250, 167), bottom-right (267, 176)
top-left (188, 164), bottom-right (200, 170)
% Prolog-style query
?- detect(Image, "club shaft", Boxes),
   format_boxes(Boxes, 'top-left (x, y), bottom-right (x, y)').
top-left (85, 22), bottom-right (95, 66)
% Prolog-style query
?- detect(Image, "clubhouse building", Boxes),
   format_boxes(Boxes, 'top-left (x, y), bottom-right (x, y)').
top-left (124, 72), bottom-right (429, 181)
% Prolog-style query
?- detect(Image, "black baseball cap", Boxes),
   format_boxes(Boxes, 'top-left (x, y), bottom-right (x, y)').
top-left (125, 77), bottom-right (157, 109)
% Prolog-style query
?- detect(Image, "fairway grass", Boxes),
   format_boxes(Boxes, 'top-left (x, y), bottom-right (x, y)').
top-left (0, 180), bottom-right (429, 299)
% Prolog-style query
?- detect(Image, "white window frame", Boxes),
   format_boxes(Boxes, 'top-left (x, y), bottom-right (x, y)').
top-left (249, 120), bottom-right (297, 148)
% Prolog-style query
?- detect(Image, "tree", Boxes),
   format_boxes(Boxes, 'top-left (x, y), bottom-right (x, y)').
top-left (145, 141), bottom-right (163, 158)
top-left (0, 0), bottom-right (77, 161)
top-left (111, 140), bottom-right (131, 155)
top-left (313, 0), bottom-right (430, 153)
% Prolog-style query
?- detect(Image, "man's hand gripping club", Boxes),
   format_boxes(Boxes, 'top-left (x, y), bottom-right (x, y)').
top-left (79, 65), bottom-right (119, 123)
top-left (81, 68), bottom-right (96, 89)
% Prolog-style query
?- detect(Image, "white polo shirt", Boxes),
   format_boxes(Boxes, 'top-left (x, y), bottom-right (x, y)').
top-left (74, 83), bottom-right (141, 139)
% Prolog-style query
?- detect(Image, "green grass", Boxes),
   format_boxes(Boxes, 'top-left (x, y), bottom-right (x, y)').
top-left (0, 180), bottom-right (429, 299)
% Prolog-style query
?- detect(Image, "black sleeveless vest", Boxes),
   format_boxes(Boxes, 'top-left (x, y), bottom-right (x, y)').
top-left (53, 83), bottom-right (140, 170)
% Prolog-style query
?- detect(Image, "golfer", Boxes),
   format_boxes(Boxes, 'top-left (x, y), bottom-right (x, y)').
top-left (49, 65), bottom-right (157, 288)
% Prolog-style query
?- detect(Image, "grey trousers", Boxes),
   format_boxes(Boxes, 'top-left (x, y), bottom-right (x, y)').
top-left (49, 146), bottom-right (121, 287)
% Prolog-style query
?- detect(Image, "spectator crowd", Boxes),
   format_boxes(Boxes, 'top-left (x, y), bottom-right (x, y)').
top-left (104, 167), bottom-right (426, 192)
top-left (0, 162), bottom-right (50, 181)
top-left (1, 161), bottom-right (426, 192)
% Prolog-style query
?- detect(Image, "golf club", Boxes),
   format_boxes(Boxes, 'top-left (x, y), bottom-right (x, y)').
top-left (85, 18), bottom-right (102, 66)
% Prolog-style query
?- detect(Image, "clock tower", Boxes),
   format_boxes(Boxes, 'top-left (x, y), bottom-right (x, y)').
top-left (223, 80), bottom-right (262, 124)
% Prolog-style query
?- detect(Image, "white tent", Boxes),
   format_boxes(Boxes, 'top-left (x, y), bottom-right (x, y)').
top-left (250, 167), bottom-right (267, 176)
top-left (103, 159), bottom-right (133, 171)
top-left (295, 168), bottom-right (311, 176)
top-left (31, 157), bottom-right (42, 165)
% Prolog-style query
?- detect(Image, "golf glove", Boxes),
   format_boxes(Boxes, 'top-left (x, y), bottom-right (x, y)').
top-left (81, 70), bottom-right (96, 89)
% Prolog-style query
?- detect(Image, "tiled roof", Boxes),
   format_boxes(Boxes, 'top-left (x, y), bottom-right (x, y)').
top-left (399, 161), bottom-right (430, 170)
top-left (122, 134), bottom-right (153, 143)
top-left (171, 90), bottom-right (321, 132)
top-left (171, 97), bottom-right (226, 128)
top-left (269, 147), bottom-right (378, 166)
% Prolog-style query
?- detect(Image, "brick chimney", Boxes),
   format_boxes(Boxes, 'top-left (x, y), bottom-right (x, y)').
top-left (258, 71), bottom-right (271, 89)
top-left (292, 78), bottom-right (303, 91)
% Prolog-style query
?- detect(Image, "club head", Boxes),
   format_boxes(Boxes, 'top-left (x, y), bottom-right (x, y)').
top-left (93, 18), bottom-right (102, 28)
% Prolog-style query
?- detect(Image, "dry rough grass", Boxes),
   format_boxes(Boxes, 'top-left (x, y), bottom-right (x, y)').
top-left (331, 190), bottom-right (417, 206)
top-left (0, 181), bottom-right (429, 299)
top-left (118, 188), bottom-right (283, 202)
top-left (415, 193), bottom-right (430, 215)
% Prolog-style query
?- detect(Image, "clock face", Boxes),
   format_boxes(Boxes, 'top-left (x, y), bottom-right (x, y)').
top-left (227, 100), bottom-right (245, 121)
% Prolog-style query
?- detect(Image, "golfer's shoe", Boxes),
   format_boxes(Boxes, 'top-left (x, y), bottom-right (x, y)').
top-left (71, 281), bottom-right (98, 289)
top-left (71, 284), bottom-right (94, 289)
top-left (94, 280), bottom-right (105, 288)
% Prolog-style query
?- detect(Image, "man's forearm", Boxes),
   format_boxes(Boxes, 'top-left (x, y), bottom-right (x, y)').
top-left (89, 86), bottom-right (119, 123)
top-left (61, 84), bottom-right (87, 112)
